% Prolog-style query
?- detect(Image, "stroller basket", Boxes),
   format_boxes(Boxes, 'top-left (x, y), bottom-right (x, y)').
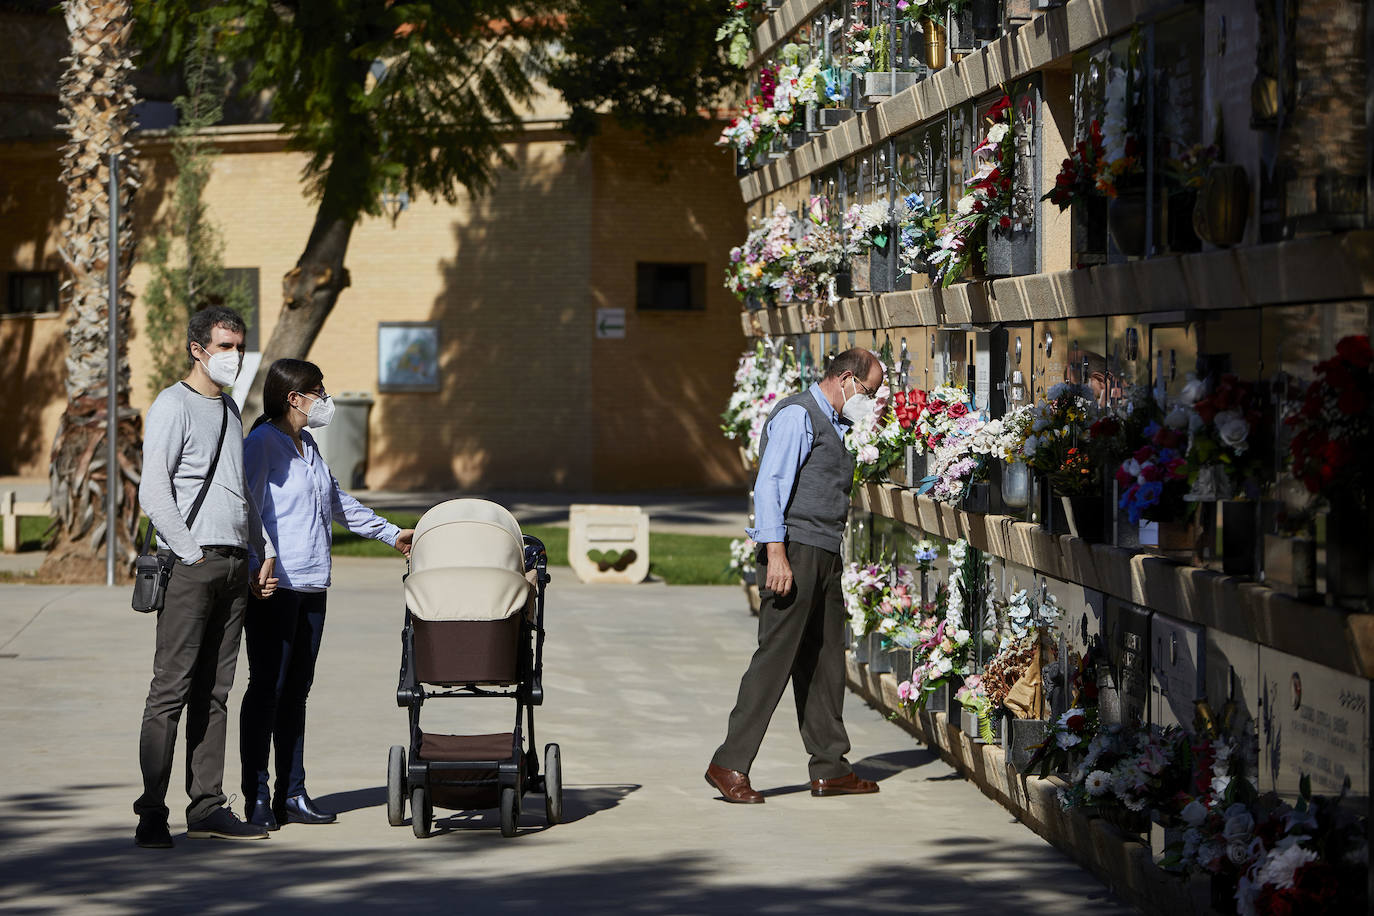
top-left (385, 498), bottom-right (562, 838)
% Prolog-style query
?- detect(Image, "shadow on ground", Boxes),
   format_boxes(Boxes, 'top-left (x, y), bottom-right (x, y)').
top-left (0, 782), bottom-right (1122, 913)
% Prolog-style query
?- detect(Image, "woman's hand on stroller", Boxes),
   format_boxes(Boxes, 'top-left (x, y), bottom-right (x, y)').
top-left (394, 529), bottom-right (415, 557)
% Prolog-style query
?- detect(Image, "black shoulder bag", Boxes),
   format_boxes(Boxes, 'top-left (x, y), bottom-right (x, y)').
top-left (132, 396), bottom-right (229, 613)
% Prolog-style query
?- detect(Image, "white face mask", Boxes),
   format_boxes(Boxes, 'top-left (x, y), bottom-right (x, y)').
top-left (294, 393), bottom-right (335, 429)
top-left (198, 348), bottom-right (241, 387)
top-left (840, 377), bottom-right (875, 423)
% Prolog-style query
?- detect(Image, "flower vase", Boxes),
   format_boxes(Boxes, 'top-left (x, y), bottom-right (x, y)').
top-left (861, 70), bottom-right (924, 101)
top-left (1002, 716), bottom-right (1051, 772)
top-left (831, 268), bottom-right (853, 299)
top-left (849, 72), bottom-right (871, 113)
top-left (923, 19), bottom-right (947, 71)
top-left (947, 8), bottom-right (976, 53)
top-left (1263, 533), bottom-right (1317, 599)
top-left (868, 236), bottom-right (897, 293)
top-left (886, 445), bottom-right (926, 488)
top-left (804, 102), bottom-right (822, 137)
top-left (960, 707), bottom-right (1001, 744)
top-left (986, 223), bottom-right (1036, 278)
top-left (892, 648), bottom-right (914, 685)
top-left (1048, 494), bottom-right (1107, 543)
top-left (786, 125), bottom-right (807, 149)
top-left (1220, 499), bottom-right (1262, 578)
top-left (853, 630), bottom-right (872, 665)
top-left (1151, 518), bottom-right (1197, 559)
top-left (818, 107), bottom-right (854, 129)
top-left (1107, 189), bottom-right (1148, 257)
top-left (1324, 501), bottom-right (1370, 608)
top-left (868, 637), bottom-right (893, 674)
top-left (960, 481), bottom-right (991, 514)
top-left (945, 674), bottom-right (964, 720)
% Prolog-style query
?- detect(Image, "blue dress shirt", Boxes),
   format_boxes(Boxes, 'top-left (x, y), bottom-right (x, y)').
top-left (244, 423), bottom-right (401, 591)
top-left (746, 384), bottom-right (848, 543)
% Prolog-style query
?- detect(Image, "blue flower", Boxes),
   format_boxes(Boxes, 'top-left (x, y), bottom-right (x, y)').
top-left (1143, 421), bottom-right (1161, 438)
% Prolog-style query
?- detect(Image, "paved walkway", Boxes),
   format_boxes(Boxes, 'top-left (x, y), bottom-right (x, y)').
top-left (0, 558), bottom-right (1129, 914)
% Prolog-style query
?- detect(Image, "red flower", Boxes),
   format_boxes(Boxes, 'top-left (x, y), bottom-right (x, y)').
top-left (947, 402), bottom-right (969, 419)
top-left (1140, 464), bottom-right (1164, 482)
top-left (985, 94), bottom-right (1012, 124)
top-left (1090, 416), bottom-right (1120, 438)
top-left (1065, 714), bottom-right (1086, 732)
top-left (999, 216), bottom-right (1012, 229)
top-left (1336, 334), bottom-right (1372, 368)
top-left (1133, 445), bottom-right (1154, 463)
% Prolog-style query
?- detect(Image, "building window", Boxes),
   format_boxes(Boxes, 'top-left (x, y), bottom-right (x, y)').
top-left (635, 262), bottom-right (705, 311)
top-left (223, 267), bottom-right (261, 350)
top-left (5, 272), bottom-right (59, 315)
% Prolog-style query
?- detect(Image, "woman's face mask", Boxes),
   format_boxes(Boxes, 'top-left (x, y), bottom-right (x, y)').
top-left (293, 392), bottom-right (335, 429)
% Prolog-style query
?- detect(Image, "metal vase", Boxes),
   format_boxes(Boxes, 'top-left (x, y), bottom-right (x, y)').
top-left (1324, 500), bottom-right (1370, 608)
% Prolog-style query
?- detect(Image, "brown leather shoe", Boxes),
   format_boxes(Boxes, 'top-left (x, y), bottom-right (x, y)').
top-left (810, 772), bottom-right (880, 797)
top-left (705, 764), bottom-right (765, 804)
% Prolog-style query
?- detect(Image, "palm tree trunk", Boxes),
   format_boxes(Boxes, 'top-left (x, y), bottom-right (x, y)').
top-left (40, 0), bottom-right (143, 582)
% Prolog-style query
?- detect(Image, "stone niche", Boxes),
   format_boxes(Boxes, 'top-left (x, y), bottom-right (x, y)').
top-left (1101, 598), bottom-right (1151, 727)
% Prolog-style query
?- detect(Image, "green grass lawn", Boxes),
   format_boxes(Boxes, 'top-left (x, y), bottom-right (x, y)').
top-left (332, 513), bottom-right (738, 585)
top-left (13, 514), bottom-right (738, 585)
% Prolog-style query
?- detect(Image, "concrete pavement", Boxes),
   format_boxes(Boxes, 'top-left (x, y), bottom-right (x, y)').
top-left (0, 557), bottom-right (1129, 914)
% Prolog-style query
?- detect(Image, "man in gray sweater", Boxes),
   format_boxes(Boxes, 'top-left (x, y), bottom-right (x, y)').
top-left (134, 306), bottom-right (279, 847)
top-left (707, 348), bottom-right (883, 803)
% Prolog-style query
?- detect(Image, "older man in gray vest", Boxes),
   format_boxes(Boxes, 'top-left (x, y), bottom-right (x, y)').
top-left (707, 348), bottom-right (884, 803)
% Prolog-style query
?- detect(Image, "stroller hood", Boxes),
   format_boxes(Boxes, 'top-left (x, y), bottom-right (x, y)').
top-left (405, 498), bottom-right (535, 622)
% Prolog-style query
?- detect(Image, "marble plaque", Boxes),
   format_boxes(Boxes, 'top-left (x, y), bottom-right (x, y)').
top-left (1258, 647), bottom-right (1370, 803)
top-left (1150, 613), bottom-right (1206, 730)
top-left (1103, 599), bottom-right (1152, 727)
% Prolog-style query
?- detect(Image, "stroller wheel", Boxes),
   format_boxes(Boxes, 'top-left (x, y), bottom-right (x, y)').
top-left (411, 787), bottom-right (431, 838)
top-left (386, 746), bottom-right (406, 827)
top-left (544, 743), bottom-right (563, 826)
top-left (499, 785), bottom-right (518, 838)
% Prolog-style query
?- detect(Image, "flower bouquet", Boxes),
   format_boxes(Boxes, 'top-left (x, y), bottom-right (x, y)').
top-left (895, 191), bottom-right (942, 280)
top-left (842, 200), bottom-right (896, 292)
top-left (1287, 335), bottom-right (1373, 509)
top-left (723, 203), bottom-right (798, 307)
top-left (897, 538), bottom-right (974, 712)
top-left (721, 340), bottom-right (802, 467)
top-left (929, 93), bottom-right (1012, 286)
top-left (847, 382), bottom-right (906, 483)
top-left (1115, 420), bottom-right (1190, 527)
top-left (715, 0), bottom-right (768, 68)
top-left (727, 536), bottom-right (757, 582)
top-left (1180, 373), bottom-right (1268, 503)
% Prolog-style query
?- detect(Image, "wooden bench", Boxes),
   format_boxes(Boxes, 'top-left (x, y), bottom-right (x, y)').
top-left (2, 491), bottom-right (50, 553)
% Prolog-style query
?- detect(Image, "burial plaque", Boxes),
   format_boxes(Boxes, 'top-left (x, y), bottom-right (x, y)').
top-left (1258, 647), bottom-right (1370, 803)
top-left (1150, 613), bottom-right (1206, 730)
top-left (1102, 599), bottom-right (1151, 726)
top-left (1206, 629), bottom-right (1261, 785)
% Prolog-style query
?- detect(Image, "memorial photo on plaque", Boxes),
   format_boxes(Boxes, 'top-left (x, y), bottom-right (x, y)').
top-left (1102, 599), bottom-right (1151, 727)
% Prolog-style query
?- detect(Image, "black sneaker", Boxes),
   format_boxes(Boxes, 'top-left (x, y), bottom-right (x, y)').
top-left (186, 807), bottom-right (269, 840)
top-left (134, 817), bottom-right (173, 848)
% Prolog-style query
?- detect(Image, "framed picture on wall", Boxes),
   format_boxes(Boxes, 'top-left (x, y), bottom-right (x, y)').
top-left (377, 321), bottom-right (440, 392)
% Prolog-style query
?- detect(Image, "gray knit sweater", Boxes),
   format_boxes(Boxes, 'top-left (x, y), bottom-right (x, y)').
top-left (138, 381), bottom-right (275, 565)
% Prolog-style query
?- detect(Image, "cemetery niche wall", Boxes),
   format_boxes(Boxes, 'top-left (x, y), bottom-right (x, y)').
top-left (717, 2), bottom-right (1374, 914)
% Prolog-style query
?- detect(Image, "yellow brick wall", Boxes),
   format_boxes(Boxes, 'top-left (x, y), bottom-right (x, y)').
top-left (1, 123), bottom-right (750, 492)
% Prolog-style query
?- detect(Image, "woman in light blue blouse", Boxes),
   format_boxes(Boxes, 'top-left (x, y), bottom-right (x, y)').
top-left (239, 358), bottom-right (413, 830)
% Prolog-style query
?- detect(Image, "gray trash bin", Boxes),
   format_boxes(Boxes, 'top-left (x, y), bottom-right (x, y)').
top-left (312, 391), bottom-right (374, 489)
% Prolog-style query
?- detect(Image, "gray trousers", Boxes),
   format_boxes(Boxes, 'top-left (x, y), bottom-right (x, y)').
top-left (134, 549), bottom-right (248, 824)
top-left (713, 541), bottom-right (853, 781)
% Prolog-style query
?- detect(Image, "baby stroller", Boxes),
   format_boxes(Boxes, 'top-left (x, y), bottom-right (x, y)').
top-left (386, 498), bottom-right (561, 838)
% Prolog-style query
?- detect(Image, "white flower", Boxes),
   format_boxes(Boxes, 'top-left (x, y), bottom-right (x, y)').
top-left (985, 122), bottom-right (1009, 145)
top-left (1084, 770), bottom-right (1111, 796)
top-left (1180, 374), bottom-right (1209, 403)
top-left (1181, 799), bottom-right (1208, 827)
top-left (1214, 409), bottom-right (1250, 454)
top-left (857, 444), bottom-right (879, 464)
top-left (1254, 843), bottom-right (1319, 891)
top-left (1165, 404), bottom-right (1192, 429)
top-left (1055, 731), bottom-right (1081, 749)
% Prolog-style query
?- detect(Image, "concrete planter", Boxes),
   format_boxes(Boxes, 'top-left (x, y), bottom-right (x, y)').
top-left (868, 636), bottom-right (893, 674)
top-left (818, 107), bottom-right (854, 129)
top-left (986, 223), bottom-right (1037, 277)
top-left (1003, 716), bottom-right (1051, 772)
top-left (861, 70), bottom-right (924, 101)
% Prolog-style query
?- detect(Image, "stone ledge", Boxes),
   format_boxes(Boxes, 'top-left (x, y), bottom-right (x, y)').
top-left (851, 481), bottom-right (1374, 680)
top-left (746, 0), bottom-right (828, 72)
top-left (846, 656), bottom-right (1225, 916)
top-left (739, 232), bottom-right (1374, 337)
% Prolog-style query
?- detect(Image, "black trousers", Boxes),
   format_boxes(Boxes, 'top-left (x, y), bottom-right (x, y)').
top-left (239, 588), bottom-right (328, 807)
top-left (134, 550), bottom-right (248, 824)
top-left (712, 541), bottom-right (853, 781)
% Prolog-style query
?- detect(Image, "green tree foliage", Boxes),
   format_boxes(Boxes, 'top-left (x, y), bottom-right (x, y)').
top-left (141, 25), bottom-right (250, 395)
top-left (546, 0), bottom-right (738, 147)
